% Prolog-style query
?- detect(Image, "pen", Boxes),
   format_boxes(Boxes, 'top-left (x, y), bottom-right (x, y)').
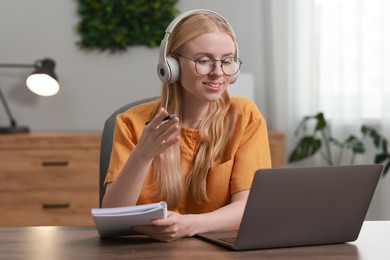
top-left (145, 114), bottom-right (176, 125)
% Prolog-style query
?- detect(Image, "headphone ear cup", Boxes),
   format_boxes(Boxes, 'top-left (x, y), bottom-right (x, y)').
top-left (230, 71), bottom-right (239, 84)
top-left (166, 56), bottom-right (180, 83)
top-left (157, 61), bottom-right (170, 82)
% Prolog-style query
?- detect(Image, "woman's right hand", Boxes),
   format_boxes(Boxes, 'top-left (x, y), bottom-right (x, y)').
top-left (134, 107), bottom-right (180, 160)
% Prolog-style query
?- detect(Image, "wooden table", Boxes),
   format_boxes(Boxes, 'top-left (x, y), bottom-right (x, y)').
top-left (0, 221), bottom-right (389, 259)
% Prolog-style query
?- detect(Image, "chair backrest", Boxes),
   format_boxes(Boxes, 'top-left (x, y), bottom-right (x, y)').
top-left (99, 97), bottom-right (157, 207)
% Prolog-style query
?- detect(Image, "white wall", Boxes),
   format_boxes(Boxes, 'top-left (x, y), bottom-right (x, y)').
top-left (0, 0), bottom-right (267, 132)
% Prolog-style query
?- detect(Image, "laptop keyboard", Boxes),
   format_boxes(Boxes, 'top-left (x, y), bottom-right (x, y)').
top-left (217, 237), bottom-right (236, 245)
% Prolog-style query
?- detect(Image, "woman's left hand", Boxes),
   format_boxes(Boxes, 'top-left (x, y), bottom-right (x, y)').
top-left (132, 211), bottom-right (196, 242)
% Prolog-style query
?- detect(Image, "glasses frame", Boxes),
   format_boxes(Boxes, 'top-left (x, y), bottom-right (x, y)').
top-left (177, 54), bottom-right (242, 76)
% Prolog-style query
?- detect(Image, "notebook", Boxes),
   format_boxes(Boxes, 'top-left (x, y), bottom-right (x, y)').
top-left (196, 164), bottom-right (382, 251)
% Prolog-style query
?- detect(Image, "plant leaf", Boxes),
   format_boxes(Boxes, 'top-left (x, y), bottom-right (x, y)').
top-left (295, 112), bottom-right (326, 136)
top-left (329, 137), bottom-right (343, 147)
top-left (315, 112), bottom-right (327, 131)
top-left (383, 161), bottom-right (390, 177)
top-left (345, 135), bottom-right (365, 154)
top-left (375, 153), bottom-right (389, 163)
top-left (288, 136), bottom-right (322, 163)
top-left (361, 125), bottom-right (382, 148)
top-left (381, 139), bottom-right (388, 154)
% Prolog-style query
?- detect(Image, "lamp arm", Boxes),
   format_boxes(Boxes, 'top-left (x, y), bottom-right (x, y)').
top-left (0, 64), bottom-right (35, 68)
top-left (0, 87), bottom-right (17, 127)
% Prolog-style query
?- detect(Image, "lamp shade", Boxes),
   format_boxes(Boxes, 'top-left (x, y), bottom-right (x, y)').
top-left (26, 59), bottom-right (60, 96)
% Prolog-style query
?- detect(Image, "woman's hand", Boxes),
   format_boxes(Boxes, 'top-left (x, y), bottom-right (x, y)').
top-left (132, 211), bottom-right (197, 242)
top-left (131, 191), bottom-right (249, 242)
top-left (135, 108), bottom-right (180, 160)
top-left (102, 108), bottom-right (180, 208)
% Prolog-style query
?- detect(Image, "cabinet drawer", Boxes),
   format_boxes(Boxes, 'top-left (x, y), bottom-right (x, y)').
top-left (0, 191), bottom-right (98, 226)
top-left (0, 149), bottom-right (99, 191)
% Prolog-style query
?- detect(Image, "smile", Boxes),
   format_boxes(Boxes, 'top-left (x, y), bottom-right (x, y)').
top-left (204, 82), bottom-right (223, 88)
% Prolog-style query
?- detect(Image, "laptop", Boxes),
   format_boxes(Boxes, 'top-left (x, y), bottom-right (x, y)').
top-left (196, 164), bottom-right (382, 251)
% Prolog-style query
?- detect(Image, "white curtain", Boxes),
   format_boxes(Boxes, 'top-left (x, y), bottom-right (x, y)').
top-left (316, 0), bottom-right (390, 129)
top-left (265, 0), bottom-right (390, 219)
top-left (313, 0), bottom-right (390, 220)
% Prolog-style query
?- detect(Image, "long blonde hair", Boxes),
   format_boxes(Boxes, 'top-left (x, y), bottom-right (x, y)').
top-left (151, 12), bottom-right (237, 209)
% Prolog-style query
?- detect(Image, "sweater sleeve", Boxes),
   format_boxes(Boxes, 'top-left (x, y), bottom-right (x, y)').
top-left (103, 113), bottom-right (136, 186)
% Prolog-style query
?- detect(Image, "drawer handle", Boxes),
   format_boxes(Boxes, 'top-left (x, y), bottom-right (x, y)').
top-left (42, 203), bottom-right (70, 209)
top-left (42, 161), bottom-right (69, 167)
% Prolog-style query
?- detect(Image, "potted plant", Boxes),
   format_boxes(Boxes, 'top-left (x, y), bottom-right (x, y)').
top-left (288, 112), bottom-right (390, 176)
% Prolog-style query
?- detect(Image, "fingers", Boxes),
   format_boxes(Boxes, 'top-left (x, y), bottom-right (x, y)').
top-left (144, 108), bottom-right (180, 149)
top-left (132, 212), bottom-right (184, 242)
top-left (133, 108), bottom-right (180, 162)
top-left (146, 108), bottom-right (171, 128)
top-left (151, 211), bottom-right (175, 226)
top-left (158, 121), bottom-right (179, 141)
top-left (132, 225), bottom-right (177, 242)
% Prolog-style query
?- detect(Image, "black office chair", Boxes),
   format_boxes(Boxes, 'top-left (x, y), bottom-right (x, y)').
top-left (99, 97), bottom-right (157, 207)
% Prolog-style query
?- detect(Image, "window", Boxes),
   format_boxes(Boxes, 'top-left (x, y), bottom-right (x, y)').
top-left (314, 0), bottom-right (390, 120)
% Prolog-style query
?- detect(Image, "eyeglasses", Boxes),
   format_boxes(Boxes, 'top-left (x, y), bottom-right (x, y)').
top-left (177, 55), bottom-right (242, 76)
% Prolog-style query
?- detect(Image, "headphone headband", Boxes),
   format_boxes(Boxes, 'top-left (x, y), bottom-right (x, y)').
top-left (164, 9), bottom-right (236, 38)
top-left (157, 9), bottom-right (239, 84)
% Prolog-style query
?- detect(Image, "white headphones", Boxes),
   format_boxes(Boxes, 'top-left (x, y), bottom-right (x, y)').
top-left (156, 9), bottom-right (240, 84)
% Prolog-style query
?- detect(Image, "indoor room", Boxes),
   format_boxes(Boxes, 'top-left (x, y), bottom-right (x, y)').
top-left (0, 0), bottom-right (389, 259)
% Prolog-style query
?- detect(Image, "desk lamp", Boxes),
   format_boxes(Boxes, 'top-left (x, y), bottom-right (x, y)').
top-left (0, 58), bottom-right (60, 134)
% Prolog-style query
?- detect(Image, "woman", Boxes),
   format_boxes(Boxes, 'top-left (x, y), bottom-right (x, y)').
top-left (102, 9), bottom-right (271, 242)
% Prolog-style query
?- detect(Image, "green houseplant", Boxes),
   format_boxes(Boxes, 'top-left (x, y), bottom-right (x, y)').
top-left (76, 0), bottom-right (178, 52)
top-left (288, 112), bottom-right (390, 176)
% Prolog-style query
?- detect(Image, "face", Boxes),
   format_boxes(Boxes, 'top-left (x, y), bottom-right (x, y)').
top-left (178, 31), bottom-right (236, 106)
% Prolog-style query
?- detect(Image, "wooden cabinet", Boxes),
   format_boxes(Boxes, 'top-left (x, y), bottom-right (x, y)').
top-left (0, 133), bottom-right (101, 226)
top-left (268, 131), bottom-right (285, 168)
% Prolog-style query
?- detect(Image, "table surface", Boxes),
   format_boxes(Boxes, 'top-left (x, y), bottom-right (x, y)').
top-left (0, 221), bottom-right (389, 259)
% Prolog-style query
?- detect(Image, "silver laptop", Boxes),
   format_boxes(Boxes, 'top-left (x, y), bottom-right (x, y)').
top-left (196, 164), bottom-right (382, 251)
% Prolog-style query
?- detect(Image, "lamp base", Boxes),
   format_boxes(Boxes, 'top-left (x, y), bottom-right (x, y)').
top-left (0, 126), bottom-right (30, 134)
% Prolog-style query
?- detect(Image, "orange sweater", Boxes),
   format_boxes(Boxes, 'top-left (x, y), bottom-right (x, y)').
top-left (104, 97), bottom-right (271, 213)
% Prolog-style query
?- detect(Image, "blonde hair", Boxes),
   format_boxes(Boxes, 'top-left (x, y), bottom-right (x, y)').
top-left (151, 12), bottom-right (237, 209)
